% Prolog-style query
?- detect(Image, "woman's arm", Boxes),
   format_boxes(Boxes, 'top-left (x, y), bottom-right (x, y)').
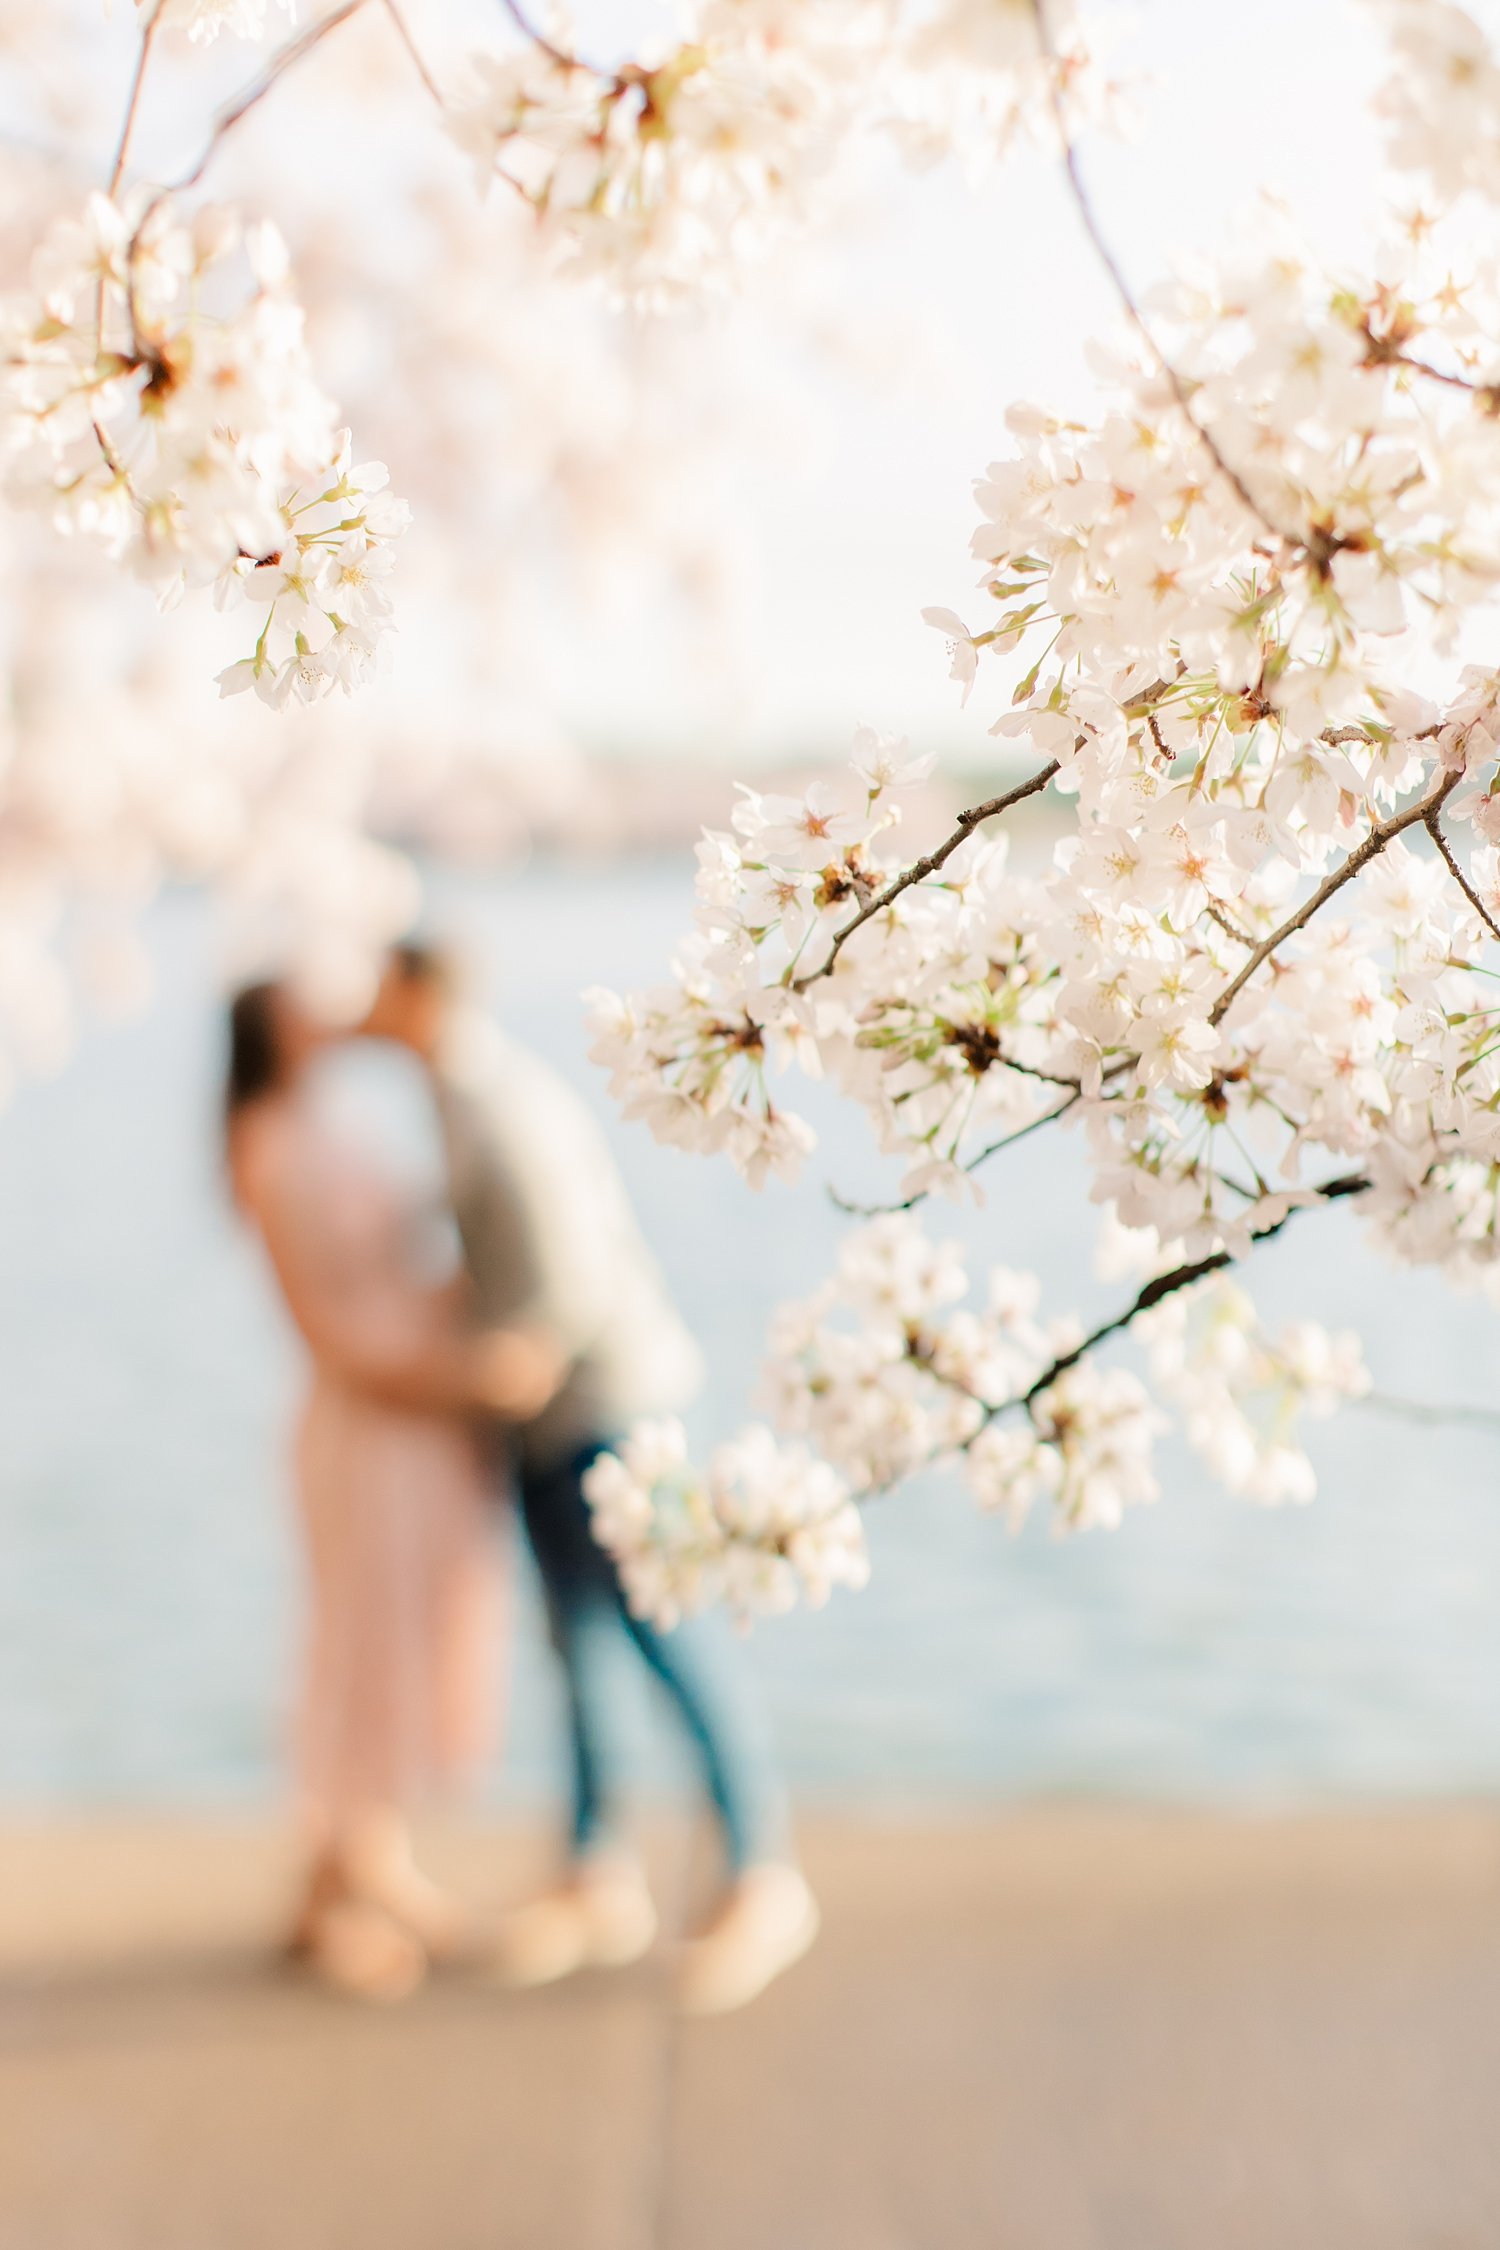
top-left (245, 1134), bottom-right (564, 1418)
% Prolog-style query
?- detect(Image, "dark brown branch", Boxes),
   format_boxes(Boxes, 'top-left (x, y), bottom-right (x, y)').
top-left (1204, 900), bottom-right (1254, 947)
top-left (1425, 808), bottom-right (1500, 944)
top-left (793, 759), bottom-right (1059, 992)
top-left (1208, 769), bottom-right (1460, 1029)
top-left (1027, 0), bottom-right (1299, 552)
top-left (971, 1046), bottom-right (1079, 1089)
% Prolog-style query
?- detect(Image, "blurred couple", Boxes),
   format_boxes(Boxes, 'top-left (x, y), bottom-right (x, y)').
top-left (225, 942), bottom-right (815, 2011)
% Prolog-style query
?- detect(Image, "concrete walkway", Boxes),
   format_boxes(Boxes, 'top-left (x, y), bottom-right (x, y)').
top-left (4, 1810), bottom-right (1500, 2249)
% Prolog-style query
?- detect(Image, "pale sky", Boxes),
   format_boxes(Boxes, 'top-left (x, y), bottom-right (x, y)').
top-left (555, 0), bottom-right (1395, 767)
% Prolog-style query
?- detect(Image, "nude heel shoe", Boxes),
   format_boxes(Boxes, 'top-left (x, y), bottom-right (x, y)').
top-left (308, 1896), bottom-right (428, 2003)
top-left (490, 1857), bottom-right (658, 1989)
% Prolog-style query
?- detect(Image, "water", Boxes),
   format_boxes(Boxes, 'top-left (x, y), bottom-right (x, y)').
top-left (3, 856), bottom-right (1500, 1812)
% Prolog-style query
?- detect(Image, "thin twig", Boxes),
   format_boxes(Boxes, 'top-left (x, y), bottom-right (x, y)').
top-left (1027, 0), bottom-right (1298, 552)
top-left (1360, 1390), bottom-right (1500, 1433)
top-left (108, 0), bottom-right (163, 194)
top-left (793, 759), bottom-right (1060, 992)
top-left (1204, 900), bottom-right (1255, 947)
top-left (1208, 770), bottom-right (1460, 1029)
top-left (971, 1046), bottom-right (1079, 1089)
top-left (1386, 353), bottom-right (1481, 394)
top-left (1425, 808), bottom-right (1500, 944)
top-left (966, 1088), bottom-right (1081, 1168)
top-left (380, 0), bottom-right (446, 107)
top-left (1357, 326), bottom-right (1500, 409)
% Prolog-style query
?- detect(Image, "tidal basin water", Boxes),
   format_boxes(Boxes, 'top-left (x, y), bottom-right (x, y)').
top-left (5, 854), bottom-right (1500, 1813)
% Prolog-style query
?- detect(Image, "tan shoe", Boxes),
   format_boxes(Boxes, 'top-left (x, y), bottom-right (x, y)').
top-left (364, 1864), bottom-right (470, 1964)
top-left (490, 1859), bottom-right (658, 1990)
top-left (677, 1865), bottom-right (820, 2017)
top-left (307, 1897), bottom-right (428, 2004)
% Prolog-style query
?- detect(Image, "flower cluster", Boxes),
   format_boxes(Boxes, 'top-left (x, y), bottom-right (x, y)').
top-left (589, 3), bottom-right (1500, 1616)
top-left (586, 726), bottom-right (1071, 1199)
top-left (586, 1204), bottom-right (1380, 1630)
top-left (0, 192), bottom-right (406, 704)
top-left (600, 191), bottom-right (1500, 1253)
top-left (1140, 1279), bottom-right (1370, 1505)
top-left (582, 1418), bottom-right (870, 1628)
top-left (1367, 0), bottom-right (1500, 207)
top-left (764, 1213), bottom-right (1171, 1532)
top-left (143, 0), bottom-right (296, 41)
top-left (451, 0), bottom-right (1090, 301)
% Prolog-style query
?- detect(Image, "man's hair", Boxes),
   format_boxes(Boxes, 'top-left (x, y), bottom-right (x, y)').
top-left (391, 938), bottom-right (460, 994)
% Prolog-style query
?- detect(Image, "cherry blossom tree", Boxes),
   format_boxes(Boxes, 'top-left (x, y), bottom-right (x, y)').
top-left (5, 0), bottom-right (1500, 1623)
top-left (580, 0), bottom-right (1500, 1622)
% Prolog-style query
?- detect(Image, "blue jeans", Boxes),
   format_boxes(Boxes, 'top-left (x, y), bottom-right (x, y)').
top-left (517, 1437), bottom-right (786, 1874)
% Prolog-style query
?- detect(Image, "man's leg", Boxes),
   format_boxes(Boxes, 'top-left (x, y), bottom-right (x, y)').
top-left (510, 1437), bottom-right (816, 2012)
top-left (490, 1450), bottom-right (656, 1986)
top-left (618, 1604), bottom-right (789, 1874)
top-left (527, 1437), bottom-right (789, 1874)
top-left (614, 1571), bottom-right (816, 2016)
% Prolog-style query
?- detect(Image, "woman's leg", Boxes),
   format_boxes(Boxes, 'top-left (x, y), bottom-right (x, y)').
top-left (619, 1603), bottom-right (789, 1873)
top-left (520, 1449), bottom-right (629, 1861)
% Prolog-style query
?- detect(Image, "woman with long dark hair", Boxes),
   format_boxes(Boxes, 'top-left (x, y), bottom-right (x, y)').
top-left (226, 980), bottom-right (558, 1999)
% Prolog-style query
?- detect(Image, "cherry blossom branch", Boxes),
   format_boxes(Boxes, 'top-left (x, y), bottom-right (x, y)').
top-left (1013, 1170), bottom-right (1370, 1413)
top-left (1424, 808), bottom-right (1500, 944)
top-left (966, 1089), bottom-right (1081, 1166)
top-left (167, 0), bottom-right (374, 198)
top-left (380, 0), bottom-right (446, 108)
top-left (1027, 0), bottom-right (1299, 553)
top-left (793, 758), bottom-right (1060, 991)
top-left (956, 1043), bottom-right (1077, 1089)
top-left (1204, 900), bottom-right (1255, 947)
top-left (108, 0), bottom-right (163, 194)
top-left (1381, 352), bottom-right (1481, 395)
top-left (1208, 769), bottom-right (1461, 1029)
top-left (118, 0), bottom-right (377, 361)
top-left (1355, 322), bottom-right (1500, 410)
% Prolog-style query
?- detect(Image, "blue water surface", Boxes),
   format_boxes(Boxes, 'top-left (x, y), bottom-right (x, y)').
top-left (2, 856), bottom-right (1499, 1812)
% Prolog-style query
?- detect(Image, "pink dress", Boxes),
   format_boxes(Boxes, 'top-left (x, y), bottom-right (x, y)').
top-left (237, 1099), bottom-right (499, 1832)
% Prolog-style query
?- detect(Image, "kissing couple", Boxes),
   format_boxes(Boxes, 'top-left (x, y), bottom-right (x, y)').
top-left (226, 940), bottom-right (817, 2011)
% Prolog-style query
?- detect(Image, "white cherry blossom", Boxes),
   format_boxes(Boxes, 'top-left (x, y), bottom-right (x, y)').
top-left (0, 194), bottom-right (406, 704)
